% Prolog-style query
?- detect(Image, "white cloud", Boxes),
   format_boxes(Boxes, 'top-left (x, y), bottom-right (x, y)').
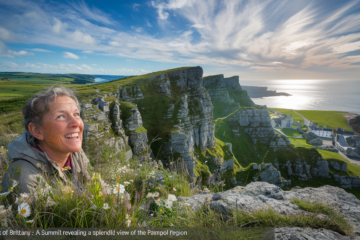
top-left (0, 41), bottom-right (34, 58)
top-left (83, 50), bottom-right (93, 53)
top-left (151, 0), bottom-right (194, 19)
top-left (191, 24), bottom-right (205, 29)
top-left (0, 26), bottom-right (14, 41)
top-left (0, 61), bottom-right (149, 74)
top-left (284, 40), bottom-right (314, 55)
top-left (70, 0), bottom-right (114, 25)
top-left (63, 52), bottom-right (80, 59)
top-left (67, 31), bottom-right (96, 45)
top-left (131, 26), bottom-right (143, 33)
top-left (52, 18), bottom-right (67, 34)
top-left (31, 48), bottom-right (52, 52)
top-left (332, 41), bottom-right (360, 53)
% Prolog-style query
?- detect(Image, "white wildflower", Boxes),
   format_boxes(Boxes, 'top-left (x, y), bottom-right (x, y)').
top-left (173, 187), bottom-right (177, 192)
top-left (130, 180), bottom-right (133, 182)
top-left (125, 219), bottom-right (131, 227)
top-left (15, 193), bottom-right (30, 204)
top-left (164, 194), bottom-right (177, 209)
top-left (123, 181), bottom-right (130, 186)
top-left (113, 184), bottom-right (125, 195)
top-left (18, 202), bottom-right (31, 218)
top-left (102, 203), bottom-right (110, 210)
top-left (139, 164), bottom-right (142, 167)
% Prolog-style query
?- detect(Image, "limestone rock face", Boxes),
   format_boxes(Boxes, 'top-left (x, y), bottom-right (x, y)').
top-left (226, 107), bottom-right (291, 149)
top-left (80, 100), bottom-right (132, 160)
top-left (258, 163), bottom-right (282, 185)
top-left (119, 85), bottom-right (144, 102)
top-left (178, 182), bottom-right (360, 238)
top-left (121, 105), bottom-right (149, 158)
top-left (124, 107), bottom-right (144, 131)
top-left (334, 175), bottom-right (360, 188)
top-left (147, 67), bottom-right (216, 177)
top-left (279, 151), bottom-right (330, 181)
top-left (224, 76), bottom-right (242, 91)
top-left (203, 74), bottom-right (240, 118)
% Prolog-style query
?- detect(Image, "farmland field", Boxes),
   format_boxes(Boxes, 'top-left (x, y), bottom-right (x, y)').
top-left (296, 110), bottom-right (350, 131)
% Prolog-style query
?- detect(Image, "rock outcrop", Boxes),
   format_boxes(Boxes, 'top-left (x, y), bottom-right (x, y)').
top-left (203, 74), bottom-right (240, 119)
top-left (226, 106), bottom-right (291, 149)
top-left (224, 76), bottom-right (242, 91)
top-left (304, 132), bottom-right (323, 146)
top-left (178, 182), bottom-right (360, 238)
top-left (81, 99), bottom-right (133, 161)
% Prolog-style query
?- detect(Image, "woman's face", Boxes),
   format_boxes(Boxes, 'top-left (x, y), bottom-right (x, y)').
top-left (38, 95), bottom-right (83, 155)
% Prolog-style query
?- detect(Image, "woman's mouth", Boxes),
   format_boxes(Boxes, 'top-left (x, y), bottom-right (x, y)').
top-left (65, 133), bottom-right (79, 139)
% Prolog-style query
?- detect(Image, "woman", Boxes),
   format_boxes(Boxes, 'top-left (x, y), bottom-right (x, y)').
top-left (2, 86), bottom-right (90, 194)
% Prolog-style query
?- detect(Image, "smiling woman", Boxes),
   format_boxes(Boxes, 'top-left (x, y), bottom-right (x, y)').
top-left (1, 86), bottom-right (91, 194)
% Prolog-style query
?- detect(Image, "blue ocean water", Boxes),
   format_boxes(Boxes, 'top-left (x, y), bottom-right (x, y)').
top-left (240, 80), bottom-right (360, 114)
top-left (93, 75), bottom-right (127, 83)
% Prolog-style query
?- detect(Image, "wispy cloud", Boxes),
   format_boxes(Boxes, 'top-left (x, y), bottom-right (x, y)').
top-left (1, 0), bottom-right (360, 73)
top-left (0, 41), bottom-right (34, 58)
top-left (70, 0), bottom-right (114, 25)
top-left (63, 52), bottom-right (80, 59)
top-left (0, 61), bottom-right (148, 74)
top-left (30, 48), bottom-right (52, 52)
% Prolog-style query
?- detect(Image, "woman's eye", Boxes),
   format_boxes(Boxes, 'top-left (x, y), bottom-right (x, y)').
top-left (57, 115), bottom-right (65, 119)
top-left (74, 113), bottom-right (80, 117)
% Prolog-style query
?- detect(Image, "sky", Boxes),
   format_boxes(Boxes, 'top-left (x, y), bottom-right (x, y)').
top-left (1, 0), bottom-right (360, 80)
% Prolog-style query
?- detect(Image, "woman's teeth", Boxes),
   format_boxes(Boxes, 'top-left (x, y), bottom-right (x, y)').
top-left (65, 133), bottom-right (79, 139)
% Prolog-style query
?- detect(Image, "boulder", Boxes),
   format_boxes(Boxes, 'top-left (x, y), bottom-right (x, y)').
top-left (258, 163), bottom-right (282, 185)
top-left (305, 132), bottom-right (323, 146)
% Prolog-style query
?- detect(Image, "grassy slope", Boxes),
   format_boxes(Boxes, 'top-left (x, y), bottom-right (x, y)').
top-left (0, 72), bottom-right (95, 100)
top-left (214, 115), bottom-right (263, 168)
top-left (296, 110), bottom-right (351, 131)
top-left (268, 108), bottom-right (304, 123)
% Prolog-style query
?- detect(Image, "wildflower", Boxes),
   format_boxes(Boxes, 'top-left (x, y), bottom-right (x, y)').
top-left (9, 180), bottom-right (18, 192)
top-left (160, 209), bottom-right (162, 214)
top-left (26, 220), bottom-right (34, 223)
top-left (15, 193), bottom-right (30, 204)
top-left (164, 194), bottom-right (177, 209)
top-left (139, 164), bottom-right (142, 167)
top-left (113, 184), bottom-right (125, 195)
top-left (173, 187), bottom-right (177, 192)
top-left (205, 161), bottom-right (208, 163)
top-left (92, 204), bottom-right (97, 209)
top-left (130, 180), bottom-right (133, 182)
top-left (102, 203), bottom-right (110, 210)
top-left (125, 219), bottom-right (131, 227)
top-left (18, 202), bottom-right (31, 218)
top-left (123, 181), bottom-right (130, 186)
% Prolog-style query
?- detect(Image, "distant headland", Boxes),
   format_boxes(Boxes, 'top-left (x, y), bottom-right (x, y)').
top-left (242, 85), bottom-right (291, 98)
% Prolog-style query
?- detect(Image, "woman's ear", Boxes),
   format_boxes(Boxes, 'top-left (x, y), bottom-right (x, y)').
top-left (28, 122), bottom-right (44, 141)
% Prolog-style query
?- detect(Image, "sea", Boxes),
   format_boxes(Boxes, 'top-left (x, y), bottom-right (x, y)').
top-left (93, 75), bottom-right (127, 83)
top-left (241, 79), bottom-right (360, 115)
top-left (92, 75), bottom-right (360, 115)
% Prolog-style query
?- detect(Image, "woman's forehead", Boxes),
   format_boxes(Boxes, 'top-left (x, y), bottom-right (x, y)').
top-left (50, 96), bottom-right (78, 111)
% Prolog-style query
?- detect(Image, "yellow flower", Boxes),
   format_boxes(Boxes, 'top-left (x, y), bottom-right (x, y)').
top-left (160, 209), bottom-right (162, 214)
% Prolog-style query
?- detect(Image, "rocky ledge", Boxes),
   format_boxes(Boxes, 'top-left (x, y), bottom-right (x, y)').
top-left (177, 182), bottom-right (360, 239)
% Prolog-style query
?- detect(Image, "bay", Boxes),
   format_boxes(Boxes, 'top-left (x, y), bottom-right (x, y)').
top-left (240, 79), bottom-right (360, 114)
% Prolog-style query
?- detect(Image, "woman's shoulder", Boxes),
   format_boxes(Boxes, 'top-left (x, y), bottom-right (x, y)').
top-left (2, 159), bottom-right (43, 194)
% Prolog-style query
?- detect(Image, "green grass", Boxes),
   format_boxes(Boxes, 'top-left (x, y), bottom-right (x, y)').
top-left (280, 129), bottom-right (299, 137)
top-left (288, 137), bottom-right (314, 148)
top-left (290, 198), bottom-right (353, 235)
top-left (317, 149), bottom-right (360, 178)
top-left (269, 108), bottom-right (304, 123)
top-left (296, 110), bottom-right (351, 131)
